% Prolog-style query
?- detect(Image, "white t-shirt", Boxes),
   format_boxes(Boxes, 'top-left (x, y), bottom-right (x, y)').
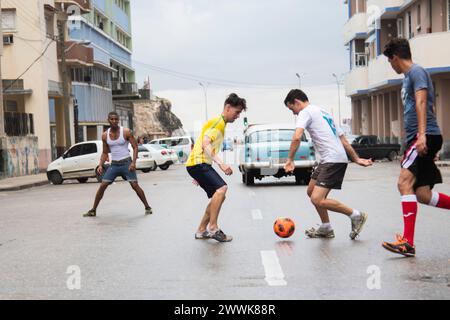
top-left (296, 104), bottom-right (348, 164)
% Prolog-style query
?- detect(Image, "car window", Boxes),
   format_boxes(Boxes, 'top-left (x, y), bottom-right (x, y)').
top-left (81, 143), bottom-right (97, 155)
top-left (180, 138), bottom-right (190, 145)
top-left (146, 144), bottom-right (164, 150)
top-left (66, 145), bottom-right (84, 158)
top-left (248, 130), bottom-right (307, 144)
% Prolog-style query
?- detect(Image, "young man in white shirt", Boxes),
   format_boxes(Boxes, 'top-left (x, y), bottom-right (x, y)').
top-left (284, 89), bottom-right (373, 239)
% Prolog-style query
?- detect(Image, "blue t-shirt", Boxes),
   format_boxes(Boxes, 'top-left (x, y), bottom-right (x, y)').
top-left (402, 64), bottom-right (441, 143)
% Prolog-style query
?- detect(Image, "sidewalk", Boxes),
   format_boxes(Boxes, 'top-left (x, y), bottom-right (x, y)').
top-left (0, 173), bottom-right (49, 192)
top-left (436, 161), bottom-right (450, 168)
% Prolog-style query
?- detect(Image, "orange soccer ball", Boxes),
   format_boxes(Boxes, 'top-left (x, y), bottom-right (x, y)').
top-left (273, 218), bottom-right (296, 238)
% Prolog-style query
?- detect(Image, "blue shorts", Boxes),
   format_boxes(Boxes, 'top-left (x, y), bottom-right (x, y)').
top-left (187, 164), bottom-right (227, 199)
top-left (103, 159), bottom-right (138, 183)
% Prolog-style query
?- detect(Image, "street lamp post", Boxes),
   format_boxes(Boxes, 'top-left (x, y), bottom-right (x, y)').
top-left (332, 73), bottom-right (342, 126)
top-left (199, 82), bottom-right (210, 122)
top-left (295, 73), bottom-right (301, 89)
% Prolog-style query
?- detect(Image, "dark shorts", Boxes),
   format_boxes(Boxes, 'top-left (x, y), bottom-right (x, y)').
top-left (311, 163), bottom-right (348, 190)
top-left (401, 134), bottom-right (443, 190)
top-left (103, 158), bottom-right (138, 183)
top-left (187, 164), bottom-right (227, 199)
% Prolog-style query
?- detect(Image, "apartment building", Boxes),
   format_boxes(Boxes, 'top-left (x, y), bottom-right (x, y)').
top-left (65, 0), bottom-right (137, 142)
top-left (344, 0), bottom-right (450, 158)
top-left (0, 0), bottom-right (91, 177)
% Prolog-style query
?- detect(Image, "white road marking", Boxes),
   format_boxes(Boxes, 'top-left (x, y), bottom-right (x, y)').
top-left (260, 250), bottom-right (287, 286)
top-left (251, 209), bottom-right (263, 220)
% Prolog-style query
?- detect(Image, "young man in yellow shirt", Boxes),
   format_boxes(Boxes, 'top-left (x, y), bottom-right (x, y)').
top-left (186, 93), bottom-right (247, 242)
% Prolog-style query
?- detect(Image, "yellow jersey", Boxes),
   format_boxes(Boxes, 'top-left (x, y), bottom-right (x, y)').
top-left (186, 115), bottom-right (226, 167)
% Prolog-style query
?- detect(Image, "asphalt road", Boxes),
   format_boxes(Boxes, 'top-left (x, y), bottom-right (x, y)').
top-left (0, 157), bottom-right (449, 300)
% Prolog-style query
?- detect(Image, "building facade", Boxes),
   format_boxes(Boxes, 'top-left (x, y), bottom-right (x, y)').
top-left (65, 0), bottom-right (138, 142)
top-left (344, 0), bottom-right (450, 158)
top-left (0, 0), bottom-right (92, 177)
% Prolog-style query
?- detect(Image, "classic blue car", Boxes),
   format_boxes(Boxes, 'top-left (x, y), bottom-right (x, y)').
top-left (239, 124), bottom-right (317, 185)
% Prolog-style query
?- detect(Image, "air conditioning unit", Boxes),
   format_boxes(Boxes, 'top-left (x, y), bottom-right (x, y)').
top-left (3, 35), bottom-right (14, 45)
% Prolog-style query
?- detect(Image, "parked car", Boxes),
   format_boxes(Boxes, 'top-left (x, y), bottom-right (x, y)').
top-left (351, 135), bottom-right (401, 161)
top-left (142, 144), bottom-right (177, 170)
top-left (239, 124), bottom-right (317, 186)
top-left (149, 136), bottom-right (194, 163)
top-left (47, 141), bottom-right (157, 185)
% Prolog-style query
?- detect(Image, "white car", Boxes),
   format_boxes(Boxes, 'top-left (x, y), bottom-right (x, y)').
top-left (149, 136), bottom-right (194, 163)
top-left (142, 144), bottom-right (177, 170)
top-left (47, 140), bottom-right (157, 185)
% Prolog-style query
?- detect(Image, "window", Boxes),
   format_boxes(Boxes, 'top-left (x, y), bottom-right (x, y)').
top-left (45, 10), bottom-right (54, 38)
top-left (5, 100), bottom-right (18, 112)
top-left (1, 9), bottom-right (16, 31)
top-left (407, 11), bottom-right (412, 39)
top-left (65, 145), bottom-right (83, 158)
top-left (81, 143), bottom-right (97, 155)
top-left (115, 0), bottom-right (127, 12)
top-left (397, 18), bottom-right (404, 38)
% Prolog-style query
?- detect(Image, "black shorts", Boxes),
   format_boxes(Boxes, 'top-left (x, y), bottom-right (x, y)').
top-left (311, 163), bottom-right (348, 190)
top-left (401, 134), bottom-right (443, 190)
top-left (187, 164), bottom-right (227, 199)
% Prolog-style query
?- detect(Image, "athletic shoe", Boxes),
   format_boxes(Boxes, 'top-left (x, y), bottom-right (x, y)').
top-left (305, 227), bottom-right (335, 239)
top-left (382, 234), bottom-right (416, 257)
top-left (83, 209), bottom-right (96, 217)
top-left (350, 212), bottom-right (368, 240)
top-left (145, 207), bottom-right (153, 215)
top-left (195, 230), bottom-right (211, 240)
top-left (210, 229), bottom-right (233, 242)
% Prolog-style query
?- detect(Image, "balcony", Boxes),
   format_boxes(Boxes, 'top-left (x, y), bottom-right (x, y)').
top-left (4, 112), bottom-right (34, 136)
top-left (54, 0), bottom-right (91, 13)
top-left (58, 41), bottom-right (94, 67)
top-left (368, 55), bottom-right (402, 89)
top-left (343, 13), bottom-right (368, 44)
top-left (411, 32), bottom-right (450, 72)
top-left (112, 81), bottom-right (139, 98)
top-left (345, 66), bottom-right (369, 97)
top-left (2, 80), bottom-right (33, 96)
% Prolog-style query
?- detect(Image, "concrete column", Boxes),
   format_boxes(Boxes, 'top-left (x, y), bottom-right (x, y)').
top-left (436, 79), bottom-right (450, 159)
top-left (82, 125), bottom-right (87, 142)
top-left (377, 95), bottom-right (383, 139)
top-left (351, 100), bottom-right (357, 134)
top-left (54, 98), bottom-right (66, 157)
top-left (390, 91), bottom-right (399, 143)
top-left (361, 98), bottom-right (370, 135)
top-left (384, 93), bottom-right (391, 143)
top-left (97, 125), bottom-right (104, 140)
top-left (371, 96), bottom-right (377, 136)
top-left (398, 89), bottom-right (404, 141)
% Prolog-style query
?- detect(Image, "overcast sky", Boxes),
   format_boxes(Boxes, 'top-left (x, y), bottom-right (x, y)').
top-left (130, 0), bottom-right (351, 133)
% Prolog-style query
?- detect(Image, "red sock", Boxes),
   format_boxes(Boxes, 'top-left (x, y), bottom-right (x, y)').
top-left (402, 195), bottom-right (418, 246)
top-left (429, 192), bottom-right (450, 210)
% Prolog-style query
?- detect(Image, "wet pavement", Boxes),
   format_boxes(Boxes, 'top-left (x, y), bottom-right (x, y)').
top-left (0, 159), bottom-right (449, 299)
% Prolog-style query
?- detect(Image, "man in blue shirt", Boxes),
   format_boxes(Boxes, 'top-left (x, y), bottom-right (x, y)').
top-left (382, 38), bottom-right (450, 257)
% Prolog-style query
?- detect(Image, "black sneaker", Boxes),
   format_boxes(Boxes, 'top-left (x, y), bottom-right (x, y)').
top-left (210, 229), bottom-right (233, 242)
top-left (382, 234), bottom-right (416, 257)
top-left (83, 209), bottom-right (96, 217)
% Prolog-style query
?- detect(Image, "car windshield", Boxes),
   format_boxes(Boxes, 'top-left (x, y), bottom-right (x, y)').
top-left (249, 130), bottom-right (306, 144)
top-left (145, 144), bottom-right (164, 150)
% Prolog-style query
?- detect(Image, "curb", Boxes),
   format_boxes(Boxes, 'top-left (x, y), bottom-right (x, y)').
top-left (0, 180), bottom-right (49, 192)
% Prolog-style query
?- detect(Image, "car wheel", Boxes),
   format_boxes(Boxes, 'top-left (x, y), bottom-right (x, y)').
top-left (244, 172), bottom-right (255, 186)
top-left (77, 178), bottom-right (89, 183)
top-left (159, 164), bottom-right (170, 171)
top-left (149, 162), bottom-right (157, 171)
top-left (48, 171), bottom-right (63, 185)
top-left (142, 169), bottom-right (151, 173)
top-left (388, 150), bottom-right (398, 162)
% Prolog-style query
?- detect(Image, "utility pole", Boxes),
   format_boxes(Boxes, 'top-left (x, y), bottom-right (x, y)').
top-left (57, 9), bottom-right (72, 151)
top-left (199, 82), bottom-right (209, 122)
top-left (0, 0), bottom-right (5, 137)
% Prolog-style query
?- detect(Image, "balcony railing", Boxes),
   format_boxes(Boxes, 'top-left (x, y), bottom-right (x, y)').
top-left (354, 52), bottom-right (369, 67)
top-left (58, 41), bottom-right (94, 67)
top-left (112, 81), bottom-right (139, 97)
top-left (5, 112), bottom-right (34, 136)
